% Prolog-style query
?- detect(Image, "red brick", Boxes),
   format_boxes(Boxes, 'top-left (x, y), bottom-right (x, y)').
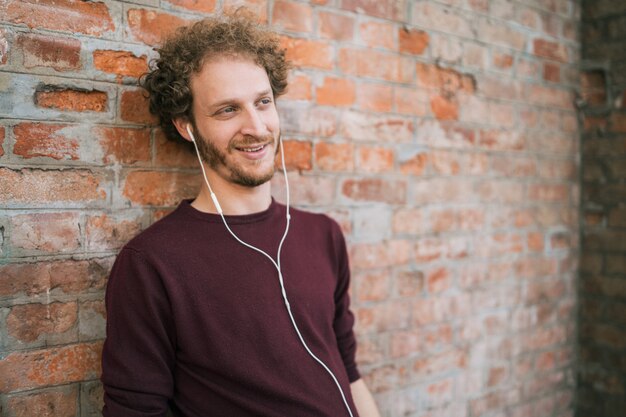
top-left (356, 301), bottom-right (411, 334)
top-left (392, 208), bottom-right (427, 235)
top-left (272, 0), bottom-right (312, 33)
top-left (165, 0), bottom-right (216, 12)
top-left (223, 0), bottom-right (268, 22)
top-left (35, 87), bottom-right (107, 112)
top-left (399, 28), bottom-right (429, 55)
top-left (283, 73), bottom-right (311, 101)
top-left (339, 48), bottom-right (413, 83)
top-left (394, 87), bottom-right (429, 116)
top-left (430, 95), bottom-right (459, 120)
top-left (477, 19), bottom-right (526, 50)
top-left (359, 21), bottom-right (395, 50)
top-left (0, 258), bottom-right (111, 299)
top-left (357, 146), bottom-right (394, 173)
top-left (275, 139), bottom-right (312, 171)
top-left (514, 256), bottom-right (559, 279)
top-left (543, 62), bottom-right (560, 82)
top-left (13, 123), bottom-right (79, 161)
top-left (7, 302), bottom-right (77, 343)
top-left (412, 2), bottom-right (473, 38)
top-left (416, 62), bottom-right (475, 94)
top-left (415, 236), bottom-right (470, 261)
top-left (123, 171), bottom-right (201, 206)
top-left (412, 348), bottom-right (466, 377)
top-left (430, 150), bottom-right (462, 175)
top-left (280, 37), bottom-right (333, 70)
top-left (86, 214), bottom-right (143, 251)
top-left (120, 89), bottom-right (157, 124)
top-left (127, 9), bottom-right (191, 46)
top-left (0, 342), bottom-right (102, 392)
top-left (350, 240), bottom-right (411, 269)
top-left (280, 106), bottom-right (337, 137)
top-left (315, 142), bottom-right (354, 171)
top-left (11, 212), bottom-right (81, 254)
top-left (354, 270), bottom-right (391, 302)
top-left (490, 154), bottom-right (535, 176)
top-left (400, 152), bottom-right (428, 175)
top-left (427, 267), bottom-right (450, 293)
top-left (526, 232), bottom-right (544, 252)
top-left (340, 110), bottom-right (414, 142)
top-left (6, 386), bottom-right (78, 417)
top-left (528, 184), bottom-right (568, 202)
top-left (0, 168), bottom-right (106, 205)
top-left (478, 129), bottom-right (526, 151)
top-left (412, 294), bottom-right (472, 325)
top-left (357, 83), bottom-right (393, 112)
top-left (343, 0), bottom-right (407, 20)
top-left (395, 269), bottom-right (424, 297)
top-left (493, 52), bottom-right (513, 70)
top-left (94, 126), bottom-right (151, 165)
top-left (342, 178), bottom-right (406, 204)
top-left (18, 33), bottom-right (81, 71)
top-left (533, 38), bottom-right (568, 62)
top-left (316, 77), bottom-right (355, 107)
top-left (5, 0), bottom-right (114, 36)
top-left (318, 11), bottom-right (354, 41)
top-left (413, 177), bottom-right (476, 204)
top-left (525, 84), bottom-right (573, 109)
top-left (271, 172), bottom-right (336, 205)
top-left (470, 389), bottom-right (520, 416)
top-left (93, 50), bottom-right (148, 79)
top-left (474, 180), bottom-right (526, 203)
top-left (154, 129), bottom-right (198, 168)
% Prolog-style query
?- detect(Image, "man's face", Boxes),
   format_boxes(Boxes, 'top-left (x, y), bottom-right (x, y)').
top-left (187, 56), bottom-right (280, 187)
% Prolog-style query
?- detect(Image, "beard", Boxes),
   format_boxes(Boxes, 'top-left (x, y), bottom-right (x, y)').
top-left (191, 123), bottom-right (279, 188)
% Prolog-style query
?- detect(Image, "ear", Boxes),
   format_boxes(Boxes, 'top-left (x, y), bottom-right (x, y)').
top-left (173, 117), bottom-right (193, 143)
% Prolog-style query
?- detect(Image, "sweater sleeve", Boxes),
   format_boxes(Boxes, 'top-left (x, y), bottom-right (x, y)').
top-left (330, 221), bottom-right (361, 383)
top-left (101, 247), bottom-right (176, 417)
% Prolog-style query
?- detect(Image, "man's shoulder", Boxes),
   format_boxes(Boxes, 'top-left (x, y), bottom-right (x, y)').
top-left (287, 205), bottom-right (344, 240)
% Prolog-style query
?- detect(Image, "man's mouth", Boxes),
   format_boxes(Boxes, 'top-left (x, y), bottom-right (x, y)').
top-left (236, 144), bottom-right (267, 153)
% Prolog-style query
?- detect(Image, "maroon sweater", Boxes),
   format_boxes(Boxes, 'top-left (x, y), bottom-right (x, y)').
top-left (101, 199), bottom-right (360, 417)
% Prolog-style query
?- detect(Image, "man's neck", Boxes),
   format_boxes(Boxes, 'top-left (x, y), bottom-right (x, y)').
top-left (191, 169), bottom-right (272, 216)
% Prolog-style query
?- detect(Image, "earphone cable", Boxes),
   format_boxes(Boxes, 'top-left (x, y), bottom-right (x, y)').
top-left (189, 129), bottom-right (354, 417)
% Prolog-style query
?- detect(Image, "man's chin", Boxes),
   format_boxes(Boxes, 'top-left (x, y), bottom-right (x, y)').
top-left (230, 167), bottom-right (275, 188)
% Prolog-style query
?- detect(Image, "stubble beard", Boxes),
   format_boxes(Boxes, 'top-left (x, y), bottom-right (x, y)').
top-left (192, 125), bottom-right (279, 188)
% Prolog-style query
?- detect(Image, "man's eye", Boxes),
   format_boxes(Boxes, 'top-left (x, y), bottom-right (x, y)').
top-left (260, 98), bottom-right (272, 105)
top-left (222, 106), bottom-right (236, 113)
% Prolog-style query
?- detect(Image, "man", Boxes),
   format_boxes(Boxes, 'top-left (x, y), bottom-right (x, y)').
top-left (101, 11), bottom-right (381, 417)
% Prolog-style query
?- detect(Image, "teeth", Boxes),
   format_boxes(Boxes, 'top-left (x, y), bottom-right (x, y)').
top-left (239, 145), bottom-right (265, 152)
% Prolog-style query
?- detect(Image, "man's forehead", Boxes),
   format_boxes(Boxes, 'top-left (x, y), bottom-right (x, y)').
top-left (190, 55), bottom-right (270, 97)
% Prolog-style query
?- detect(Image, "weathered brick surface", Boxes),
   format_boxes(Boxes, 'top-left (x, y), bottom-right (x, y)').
top-left (1, 1), bottom-right (588, 416)
top-left (578, 2), bottom-right (626, 416)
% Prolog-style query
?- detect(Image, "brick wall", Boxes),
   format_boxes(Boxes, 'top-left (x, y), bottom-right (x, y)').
top-left (577, 1), bottom-right (626, 416)
top-left (0, 1), bottom-right (581, 416)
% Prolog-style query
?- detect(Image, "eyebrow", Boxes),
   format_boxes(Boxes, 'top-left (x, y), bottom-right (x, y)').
top-left (209, 89), bottom-right (273, 109)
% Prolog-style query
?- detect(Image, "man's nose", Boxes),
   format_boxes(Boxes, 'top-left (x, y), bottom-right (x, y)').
top-left (240, 108), bottom-right (267, 137)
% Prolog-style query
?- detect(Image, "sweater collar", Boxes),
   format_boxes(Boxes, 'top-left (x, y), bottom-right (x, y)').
top-left (178, 198), bottom-right (282, 224)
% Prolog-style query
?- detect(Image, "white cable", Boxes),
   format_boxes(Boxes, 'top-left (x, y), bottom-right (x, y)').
top-left (187, 126), bottom-right (354, 417)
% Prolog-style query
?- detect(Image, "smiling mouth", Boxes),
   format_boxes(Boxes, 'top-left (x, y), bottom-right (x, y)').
top-left (235, 143), bottom-right (268, 153)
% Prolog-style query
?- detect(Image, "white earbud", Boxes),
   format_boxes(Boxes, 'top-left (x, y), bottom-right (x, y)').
top-left (186, 124), bottom-right (196, 142)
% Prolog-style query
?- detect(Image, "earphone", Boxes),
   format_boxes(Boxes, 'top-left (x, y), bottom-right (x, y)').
top-left (185, 124), bottom-right (355, 417)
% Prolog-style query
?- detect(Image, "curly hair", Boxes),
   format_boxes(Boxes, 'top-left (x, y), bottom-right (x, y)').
top-left (141, 11), bottom-right (290, 144)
